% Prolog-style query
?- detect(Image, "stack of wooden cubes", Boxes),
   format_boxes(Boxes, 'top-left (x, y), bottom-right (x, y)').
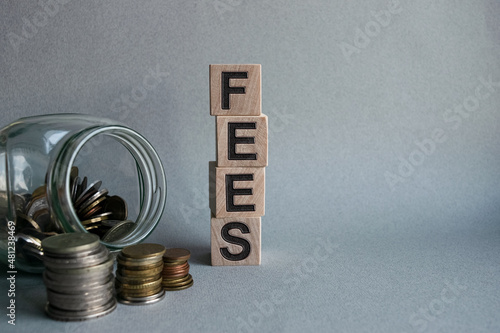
top-left (209, 64), bottom-right (267, 266)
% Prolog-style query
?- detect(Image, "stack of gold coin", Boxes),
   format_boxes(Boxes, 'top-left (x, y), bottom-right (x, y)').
top-left (41, 233), bottom-right (116, 321)
top-left (115, 243), bottom-right (166, 305)
top-left (162, 248), bottom-right (193, 291)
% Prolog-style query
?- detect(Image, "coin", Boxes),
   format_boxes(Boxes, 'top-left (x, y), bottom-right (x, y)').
top-left (43, 245), bottom-right (110, 269)
top-left (163, 261), bottom-right (189, 270)
top-left (118, 264), bottom-right (163, 277)
top-left (79, 195), bottom-right (107, 217)
top-left (43, 271), bottom-right (112, 289)
top-left (162, 268), bottom-right (190, 277)
top-left (13, 193), bottom-right (28, 212)
top-left (75, 176), bottom-right (87, 199)
top-left (115, 272), bottom-right (162, 285)
top-left (80, 204), bottom-right (104, 220)
top-left (31, 185), bottom-right (46, 200)
top-left (118, 285), bottom-right (163, 297)
top-left (102, 220), bottom-right (135, 243)
top-left (100, 219), bottom-right (124, 228)
top-left (74, 180), bottom-right (102, 208)
top-left (48, 254), bottom-right (114, 275)
top-left (116, 277), bottom-right (162, 290)
top-left (162, 274), bottom-right (192, 284)
top-left (16, 232), bottom-right (42, 247)
top-left (70, 166), bottom-right (79, 182)
top-left (163, 248), bottom-right (191, 262)
top-left (117, 260), bottom-right (162, 271)
top-left (71, 176), bottom-right (80, 202)
top-left (122, 243), bottom-right (166, 259)
top-left (16, 228), bottom-right (54, 241)
top-left (116, 252), bottom-right (161, 266)
top-left (42, 233), bottom-right (100, 255)
top-left (104, 195), bottom-right (128, 220)
top-left (117, 290), bottom-right (165, 306)
top-left (45, 299), bottom-right (117, 322)
top-left (164, 280), bottom-right (194, 291)
top-left (47, 292), bottom-right (114, 311)
top-left (80, 212), bottom-right (112, 226)
top-left (162, 275), bottom-right (193, 288)
top-left (27, 195), bottom-right (49, 218)
top-left (118, 259), bottom-right (163, 271)
top-left (45, 268), bottom-right (112, 284)
top-left (16, 213), bottom-right (42, 231)
top-left (161, 271), bottom-right (189, 279)
top-left (77, 188), bottom-right (109, 215)
top-left (43, 242), bottom-right (105, 259)
top-left (163, 260), bottom-right (187, 267)
top-left (19, 241), bottom-right (44, 261)
top-left (46, 281), bottom-right (114, 301)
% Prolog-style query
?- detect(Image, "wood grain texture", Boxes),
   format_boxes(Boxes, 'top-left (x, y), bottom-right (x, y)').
top-left (212, 166), bottom-right (265, 218)
top-left (211, 216), bottom-right (261, 266)
top-left (210, 64), bottom-right (261, 116)
top-left (216, 114), bottom-right (268, 167)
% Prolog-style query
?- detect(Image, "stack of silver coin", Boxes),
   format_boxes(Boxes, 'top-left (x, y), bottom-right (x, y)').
top-left (41, 233), bottom-right (117, 321)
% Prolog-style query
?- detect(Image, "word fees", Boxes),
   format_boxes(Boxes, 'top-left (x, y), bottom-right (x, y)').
top-left (209, 64), bottom-right (268, 266)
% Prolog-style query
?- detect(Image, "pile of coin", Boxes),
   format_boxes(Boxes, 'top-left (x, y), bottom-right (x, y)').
top-left (15, 227), bottom-right (56, 265)
top-left (69, 166), bottom-right (135, 242)
top-left (13, 166), bottom-right (135, 266)
top-left (41, 233), bottom-right (116, 321)
top-left (115, 243), bottom-right (166, 305)
top-left (13, 186), bottom-right (60, 265)
top-left (162, 248), bottom-right (193, 291)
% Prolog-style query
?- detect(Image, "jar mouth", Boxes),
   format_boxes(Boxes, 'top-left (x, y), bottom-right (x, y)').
top-left (48, 125), bottom-right (167, 250)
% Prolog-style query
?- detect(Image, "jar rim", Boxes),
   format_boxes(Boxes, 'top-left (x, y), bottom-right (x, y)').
top-left (47, 125), bottom-right (167, 250)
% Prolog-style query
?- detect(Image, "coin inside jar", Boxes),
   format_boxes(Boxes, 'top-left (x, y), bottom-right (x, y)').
top-left (13, 164), bottom-right (136, 270)
top-left (68, 169), bottom-right (134, 241)
top-left (77, 189), bottom-right (109, 215)
top-left (74, 180), bottom-right (102, 208)
top-left (101, 220), bottom-right (135, 243)
top-left (104, 195), bottom-right (128, 220)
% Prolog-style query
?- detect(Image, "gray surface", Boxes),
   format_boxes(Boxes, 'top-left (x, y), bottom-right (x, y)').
top-left (1, 0), bottom-right (500, 332)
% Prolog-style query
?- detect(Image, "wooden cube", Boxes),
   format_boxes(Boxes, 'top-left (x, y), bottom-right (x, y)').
top-left (216, 114), bottom-right (268, 167)
top-left (211, 216), bottom-right (261, 266)
top-left (210, 64), bottom-right (261, 116)
top-left (210, 166), bottom-right (265, 218)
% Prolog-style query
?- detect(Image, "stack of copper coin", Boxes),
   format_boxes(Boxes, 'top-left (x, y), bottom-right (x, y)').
top-left (115, 243), bottom-right (166, 305)
top-left (162, 248), bottom-right (193, 291)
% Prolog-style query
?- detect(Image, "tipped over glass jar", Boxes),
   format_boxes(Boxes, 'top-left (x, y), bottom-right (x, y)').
top-left (0, 114), bottom-right (167, 273)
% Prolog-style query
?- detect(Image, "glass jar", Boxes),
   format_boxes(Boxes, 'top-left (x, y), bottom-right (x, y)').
top-left (0, 114), bottom-right (167, 273)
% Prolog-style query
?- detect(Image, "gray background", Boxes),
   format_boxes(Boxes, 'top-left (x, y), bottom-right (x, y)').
top-left (1, 0), bottom-right (500, 332)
